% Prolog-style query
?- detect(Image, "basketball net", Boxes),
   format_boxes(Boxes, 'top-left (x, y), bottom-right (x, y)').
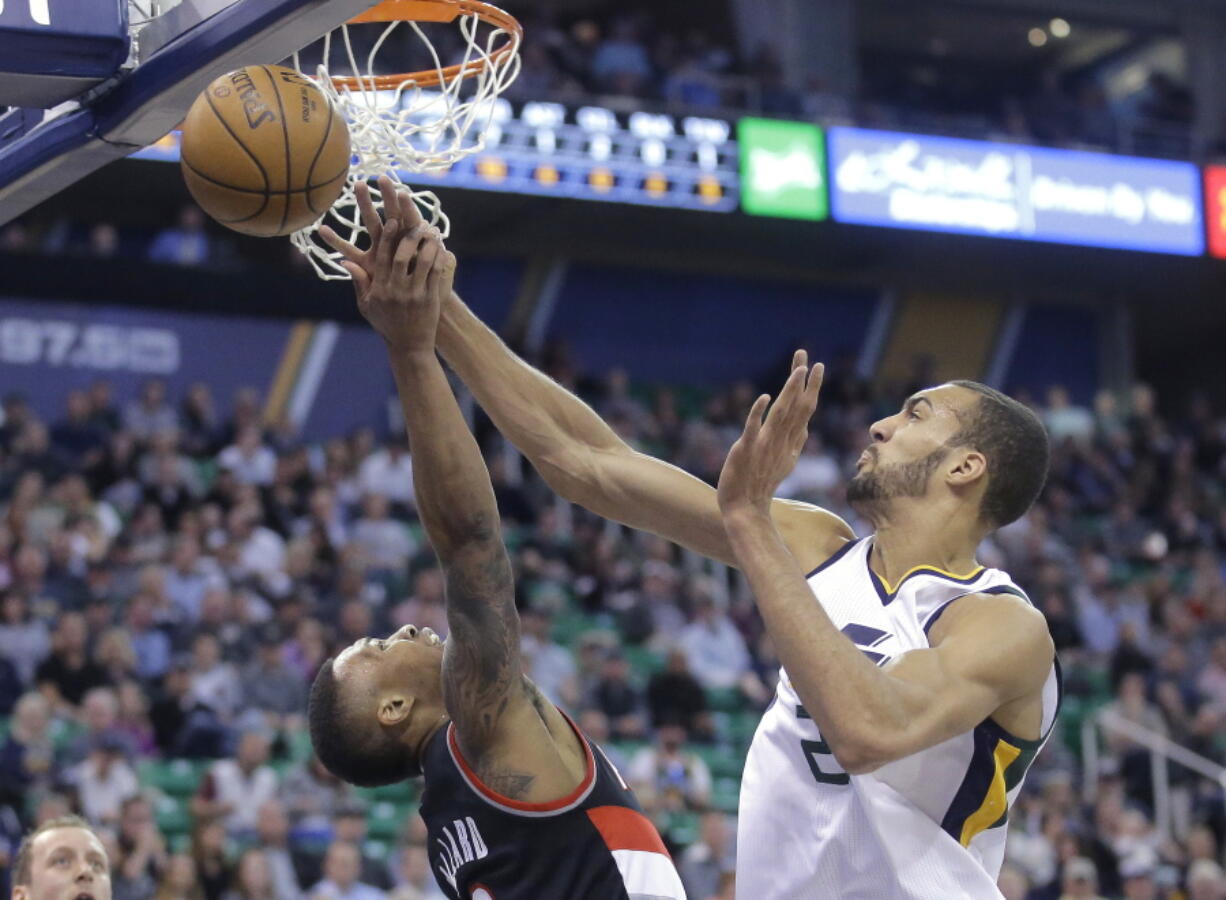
top-left (289, 0), bottom-right (521, 280)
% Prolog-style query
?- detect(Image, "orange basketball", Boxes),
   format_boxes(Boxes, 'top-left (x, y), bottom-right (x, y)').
top-left (180, 65), bottom-right (350, 237)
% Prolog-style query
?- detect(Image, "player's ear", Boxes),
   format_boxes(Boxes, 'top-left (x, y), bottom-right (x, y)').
top-left (12, 885), bottom-right (28, 900)
top-left (945, 448), bottom-right (987, 486)
top-left (377, 693), bottom-right (415, 727)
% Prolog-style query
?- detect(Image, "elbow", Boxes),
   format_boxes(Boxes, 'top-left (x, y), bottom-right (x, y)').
top-left (536, 445), bottom-right (611, 505)
top-left (826, 731), bottom-right (899, 776)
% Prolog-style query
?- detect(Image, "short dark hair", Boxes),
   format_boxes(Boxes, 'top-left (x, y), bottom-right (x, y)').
top-left (308, 658), bottom-right (418, 788)
top-left (13, 815), bottom-right (102, 885)
top-left (947, 381), bottom-right (1050, 529)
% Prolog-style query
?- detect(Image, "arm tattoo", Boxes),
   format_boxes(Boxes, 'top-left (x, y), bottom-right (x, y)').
top-left (442, 540), bottom-right (523, 752)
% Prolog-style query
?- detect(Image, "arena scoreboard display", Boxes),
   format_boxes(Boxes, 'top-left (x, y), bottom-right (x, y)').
top-left (136, 97), bottom-right (740, 213)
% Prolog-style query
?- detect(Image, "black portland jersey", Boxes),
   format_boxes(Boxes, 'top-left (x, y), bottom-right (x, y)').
top-left (419, 712), bottom-right (687, 900)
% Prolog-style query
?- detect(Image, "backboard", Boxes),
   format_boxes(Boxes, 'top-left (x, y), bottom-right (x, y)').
top-left (0, 0), bottom-right (380, 225)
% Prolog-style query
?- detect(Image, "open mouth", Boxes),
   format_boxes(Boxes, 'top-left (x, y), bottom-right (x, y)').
top-left (76, 892), bottom-right (96, 900)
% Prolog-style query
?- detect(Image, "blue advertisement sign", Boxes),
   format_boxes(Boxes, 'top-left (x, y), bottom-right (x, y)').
top-left (828, 127), bottom-right (1205, 255)
top-left (0, 297), bottom-right (391, 440)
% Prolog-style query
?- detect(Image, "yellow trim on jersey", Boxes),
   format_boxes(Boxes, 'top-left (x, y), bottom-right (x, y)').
top-left (877, 563), bottom-right (985, 596)
top-left (959, 739), bottom-right (1021, 846)
top-left (263, 321), bottom-right (315, 425)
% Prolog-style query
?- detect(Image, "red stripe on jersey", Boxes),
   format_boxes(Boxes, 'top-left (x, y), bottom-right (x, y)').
top-left (447, 714), bottom-right (596, 813)
top-left (586, 805), bottom-right (672, 858)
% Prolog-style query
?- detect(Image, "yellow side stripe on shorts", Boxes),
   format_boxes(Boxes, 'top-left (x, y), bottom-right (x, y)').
top-left (959, 739), bottom-right (1021, 847)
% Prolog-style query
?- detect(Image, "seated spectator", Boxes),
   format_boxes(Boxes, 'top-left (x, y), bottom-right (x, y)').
top-left (586, 648), bottom-right (647, 740)
top-left (0, 692), bottom-right (57, 811)
top-left (678, 811), bottom-right (736, 900)
top-left (115, 679), bottom-right (157, 758)
top-left (193, 728), bottom-right (278, 839)
top-left (322, 804), bottom-right (391, 891)
top-left (388, 842), bottom-right (448, 900)
top-left (591, 16), bottom-right (652, 95)
top-left (1187, 859), bottom-right (1226, 900)
top-left (309, 840), bottom-right (385, 900)
top-left (222, 848), bottom-right (276, 900)
top-left (252, 799), bottom-right (308, 900)
top-left (241, 624), bottom-right (307, 728)
top-left (51, 389), bottom-right (109, 467)
top-left (0, 589), bottom-right (51, 688)
top-left (62, 686), bottom-right (134, 767)
top-left (164, 535), bottom-right (218, 626)
top-left (124, 380), bottom-right (179, 444)
top-left (677, 579), bottom-right (769, 706)
top-left (627, 722), bottom-right (711, 813)
top-left (113, 793), bottom-right (169, 897)
top-left (190, 819), bottom-right (231, 900)
top-left (217, 426), bottom-right (277, 487)
top-left (1045, 386), bottom-right (1095, 446)
top-left (155, 852), bottom-right (207, 900)
top-left (1060, 856), bottom-right (1104, 900)
top-left (186, 633), bottom-right (241, 723)
top-left (148, 206), bottom-right (212, 267)
top-left (348, 492), bottom-right (415, 573)
top-left (69, 731), bottom-right (140, 825)
top-left (356, 438), bottom-right (414, 511)
top-left (519, 603), bottom-right (579, 709)
top-left (283, 755), bottom-right (354, 839)
top-left (36, 611), bottom-right (110, 712)
top-left (647, 647), bottom-right (713, 740)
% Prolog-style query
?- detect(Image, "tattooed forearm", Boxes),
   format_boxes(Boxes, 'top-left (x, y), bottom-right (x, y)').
top-left (442, 541), bottom-right (523, 749)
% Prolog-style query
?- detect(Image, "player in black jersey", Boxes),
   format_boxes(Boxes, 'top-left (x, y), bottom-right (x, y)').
top-left (309, 208), bottom-right (687, 900)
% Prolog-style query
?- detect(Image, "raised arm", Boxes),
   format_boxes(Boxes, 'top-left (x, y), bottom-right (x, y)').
top-left (353, 219), bottom-right (521, 759)
top-left (322, 178), bottom-right (854, 572)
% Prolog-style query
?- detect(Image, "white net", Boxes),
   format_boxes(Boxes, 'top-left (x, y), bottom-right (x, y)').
top-left (289, 2), bottom-right (521, 280)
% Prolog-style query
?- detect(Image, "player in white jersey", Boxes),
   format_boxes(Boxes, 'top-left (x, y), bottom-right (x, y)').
top-left (327, 180), bottom-right (1059, 898)
top-left (715, 364), bottom-right (1059, 899)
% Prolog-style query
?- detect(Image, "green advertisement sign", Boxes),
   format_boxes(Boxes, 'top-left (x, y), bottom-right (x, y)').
top-left (739, 118), bottom-right (828, 220)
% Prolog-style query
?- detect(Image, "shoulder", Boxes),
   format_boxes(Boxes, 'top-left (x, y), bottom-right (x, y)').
top-left (771, 499), bottom-right (857, 573)
top-left (928, 591), bottom-right (1053, 688)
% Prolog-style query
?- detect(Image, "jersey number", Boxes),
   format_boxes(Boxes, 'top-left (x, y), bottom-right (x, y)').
top-left (797, 707), bottom-right (849, 786)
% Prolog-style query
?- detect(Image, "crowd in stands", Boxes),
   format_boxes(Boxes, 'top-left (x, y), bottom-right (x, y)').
top-left (0, 348), bottom-right (1224, 899)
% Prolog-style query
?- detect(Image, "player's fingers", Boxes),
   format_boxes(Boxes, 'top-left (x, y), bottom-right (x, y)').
top-left (398, 185), bottom-right (425, 229)
top-left (374, 218), bottom-right (399, 279)
top-left (412, 239), bottom-right (442, 295)
top-left (744, 394), bottom-right (770, 441)
top-left (392, 232), bottom-right (418, 287)
top-left (439, 251), bottom-right (457, 298)
top-left (792, 348), bottom-right (808, 372)
top-left (356, 180), bottom-right (382, 245)
top-left (804, 363), bottom-right (825, 406)
top-left (342, 261), bottom-right (371, 303)
top-left (318, 225), bottom-right (362, 262)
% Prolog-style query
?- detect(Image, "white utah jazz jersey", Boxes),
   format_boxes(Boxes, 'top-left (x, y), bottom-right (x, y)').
top-left (736, 537), bottom-right (1061, 900)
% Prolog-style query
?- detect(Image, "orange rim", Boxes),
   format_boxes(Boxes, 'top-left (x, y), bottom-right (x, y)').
top-left (328, 0), bottom-right (521, 91)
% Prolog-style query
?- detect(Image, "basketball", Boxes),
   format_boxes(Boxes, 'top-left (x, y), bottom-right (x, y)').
top-left (180, 65), bottom-right (350, 237)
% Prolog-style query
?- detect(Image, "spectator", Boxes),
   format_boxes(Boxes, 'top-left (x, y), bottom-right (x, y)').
top-left (125, 592), bottom-right (172, 683)
top-left (0, 589), bottom-right (50, 688)
top-left (587, 648), bottom-right (647, 740)
top-left (0, 692), bottom-right (57, 811)
top-left (185, 633), bottom-right (242, 723)
top-left (356, 438), bottom-right (414, 510)
top-left (627, 723), bottom-right (712, 812)
top-left (252, 799), bottom-right (307, 900)
top-left (388, 842), bottom-right (447, 900)
top-left (1188, 860), bottom-right (1226, 900)
top-left (192, 729), bottom-right (278, 838)
top-left (679, 810), bottom-right (735, 900)
top-left (63, 685), bottom-right (134, 766)
top-left (647, 647), bottom-right (712, 740)
top-left (309, 840), bottom-right (384, 900)
top-left (115, 680), bottom-right (158, 758)
top-left (148, 206), bottom-right (212, 267)
top-left (36, 611), bottom-right (110, 711)
top-left (326, 804), bottom-right (392, 890)
top-left (190, 819), bottom-right (232, 900)
top-left (282, 755), bottom-right (353, 838)
top-left (1061, 855), bottom-right (1106, 899)
top-left (217, 426), bottom-right (277, 487)
top-left (123, 380), bottom-right (179, 444)
top-left (591, 16), bottom-right (652, 95)
top-left (51, 389), bottom-right (109, 467)
top-left (519, 603), bottom-right (579, 709)
top-left (69, 731), bottom-right (140, 825)
top-left (154, 852), bottom-right (207, 900)
top-left (348, 493), bottom-right (415, 573)
top-left (677, 579), bottom-right (768, 705)
top-left (221, 848), bottom-right (276, 900)
top-left (241, 624), bottom-right (307, 727)
top-left (113, 793), bottom-right (168, 900)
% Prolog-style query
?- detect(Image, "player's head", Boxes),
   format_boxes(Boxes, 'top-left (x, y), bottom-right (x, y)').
top-left (12, 815), bottom-right (111, 900)
top-left (847, 381), bottom-right (1048, 534)
top-left (309, 623), bottom-right (446, 786)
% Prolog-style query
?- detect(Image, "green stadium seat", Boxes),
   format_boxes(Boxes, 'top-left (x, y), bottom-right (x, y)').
top-left (622, 645), bottom-right (664, 680)
top-left (663, 811), bottom-right (699, 848)
top-left (367, 801), bottom-right (414, 841)
top-left (712, 777), bottom-right (740, 814)
top-left (693, 745), bottom-right (743, 780)
top-left (358, 780), bottom-right (417, 806)
top-left (705, 687), bottom-right (744, 713)
top-left (138, 759), bottom-right (207, 797)
top-left (154, 794), bottom-right (192, 837)
top-left (364, 839), bottom-right (390, 862)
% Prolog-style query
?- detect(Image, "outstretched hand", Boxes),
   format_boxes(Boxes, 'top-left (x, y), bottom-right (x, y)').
top-left (717, 350), bottom-right (824, 517)
top-left (319, 176), bottom-right (454, 353)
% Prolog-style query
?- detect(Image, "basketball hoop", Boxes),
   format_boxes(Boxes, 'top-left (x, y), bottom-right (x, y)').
top-left (289, 0), bottom-right (522, 280)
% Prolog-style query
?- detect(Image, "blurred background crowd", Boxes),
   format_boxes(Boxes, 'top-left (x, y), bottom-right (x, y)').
top-left (0, 355), bottom-right (1224, 900)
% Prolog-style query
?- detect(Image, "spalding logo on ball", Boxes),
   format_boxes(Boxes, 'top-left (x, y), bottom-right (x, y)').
top-left (180, 65), bottom-right (351, 237)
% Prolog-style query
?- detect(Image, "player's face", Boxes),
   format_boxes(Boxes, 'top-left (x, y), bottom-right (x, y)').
top-left (333, 624), bottom-right (446, 730)
top-left (15, 827), bottom-right (111, 900)
top-left (848, 385), bottom-right (976, 512)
